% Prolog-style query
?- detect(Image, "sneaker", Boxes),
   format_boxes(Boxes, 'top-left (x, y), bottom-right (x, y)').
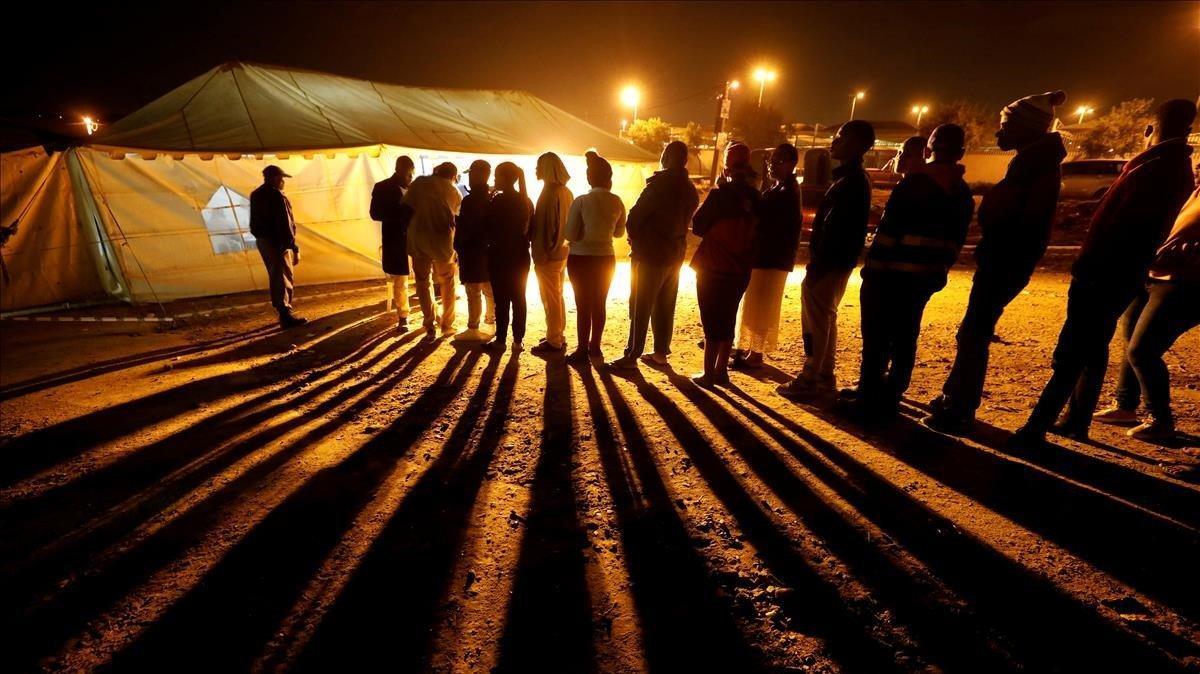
top-left (691, 373), bottom-right (715, 388)
top-left (732, 352), bottom-right (763, 370)
top-left (1128, 418), bottom-right (1176, 443)
top-left (607, 355), bottom-right (639, 370)
top-left (1008, 425), bottom-right (1047, 449)
top-left (531, 340), bottom-right (566, 355)
top-left (640, 353), bottom-right (670, 367)
top-left (396, 317), bottom-right (409, 334)
top-left (454, 328), bottom-right (489, 342)
top-left (483, 339), bottom-right (507, 353)
top-left (713, 370), bottom-right (732, 387)
top-left (1093, 405), bottom-right (1140, 427)
top-left (924, 410), bottom-right (975, 435)
top-left (279, 313), bottom-right (308, 328)
top-left (565, 349), bottom-right (591, 364)
top-left (1050, 419), bottom-right (1090, 442)
top-left (777, 378), bottom-right (831, 400)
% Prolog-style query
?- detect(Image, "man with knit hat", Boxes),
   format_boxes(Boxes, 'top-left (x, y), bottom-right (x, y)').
top-left (926, 91), bottom-right (1068, 434)
top-left (1014, 98), bottom-right (1196, 446)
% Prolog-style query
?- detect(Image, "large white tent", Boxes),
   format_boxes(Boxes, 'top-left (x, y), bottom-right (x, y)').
top-left (0, 62), bottom-right (658, 313)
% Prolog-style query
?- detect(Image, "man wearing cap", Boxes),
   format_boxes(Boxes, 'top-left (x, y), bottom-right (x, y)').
top-left (404, 162), bottom-right (462, 338)
top-left (926, 91), bottom-right (1068, 434)
top-left (250, 165), bottom-right (307, 328)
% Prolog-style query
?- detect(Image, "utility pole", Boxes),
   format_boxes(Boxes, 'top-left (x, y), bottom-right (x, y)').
top-left (709, 79), bottom-right (738, 184)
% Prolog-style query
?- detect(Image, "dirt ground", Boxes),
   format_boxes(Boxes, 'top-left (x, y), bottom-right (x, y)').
top-left (1, 264), bottom-right (1198, 673)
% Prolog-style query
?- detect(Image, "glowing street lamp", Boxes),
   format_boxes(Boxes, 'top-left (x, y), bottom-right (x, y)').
top-left (1075, 105), bottom-right (1095, 125)
top-left (911, 104), bottom-right (930, 128)
top-left (620, 85), bottom-right (642, 122)
top-left (82, 115), bottom-right (99, 135)
top-left (753, 68), bottom-right (777, 107)
top-left (850, 91), bottom-right (865, 120)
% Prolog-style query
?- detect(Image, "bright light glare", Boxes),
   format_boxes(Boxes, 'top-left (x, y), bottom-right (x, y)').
top-left (729, 80), bottom-right (740, 90)
top-left (754, 68), bottom-right (778, 82)
top-left (82, 116), bottom-right (99, 135)
top-left (856, 91), bottom-right (866, 100)
top-left (620, 85), bottom-right (641, 108)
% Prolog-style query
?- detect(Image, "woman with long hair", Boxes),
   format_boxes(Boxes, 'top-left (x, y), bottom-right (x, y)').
top-left (483, 162), bottom-right (534, 353)
top-left (529, 152), bottom-right (574, 355)
top-left (564, 151), bottom-right (626, 363)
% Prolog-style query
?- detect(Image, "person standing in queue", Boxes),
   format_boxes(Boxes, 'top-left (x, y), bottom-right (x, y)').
top-left (249, 165), bottom-right (307, 328)
top-left (1013, 99), bottom-right (1196, 446)
top-left (608, 140), bottom-right (700, 370)
top-left (483, 162), bottom-right (535, 353)
top-left (530, 152), bottom-right (574, 355)
top-left (370, 156), bottom-right (416, 331)
top-left (564, 151), bottom-right (626, 364)
top-left (925, 91), bottom-right (1068, 434)
top-left (733, 142), bottom-right (803, 370)
top-left (404, 162), bottom-right (462, 339)
top-left (690, 141), bottom-right (761, 387)
top-left (841, 124), bottom-right (974, 419)
top-left (776, 121), bottom-right (875, 399)
top-left (454, 159), bottom-right (496, 342)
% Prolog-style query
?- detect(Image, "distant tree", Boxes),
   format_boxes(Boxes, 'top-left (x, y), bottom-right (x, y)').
top-left (683, 121), bottom-right (708, 148)
top-left (625, 117), bottom-right (672, 153)
top-left (1073, 98), bottom-right (1154, 158)
top-left (929, 100), bottom-right (996, 151)
top-left (730, 104), bottom-right (785, 149)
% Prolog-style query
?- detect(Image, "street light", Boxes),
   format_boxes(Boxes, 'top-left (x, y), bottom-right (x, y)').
top-left (1075, 105), bottom-right (1095, 125)
top-left (620, 85), bottom-right (641, 122)
top-left (850, 91), bottom-right (865, 120)
top-left (753, 68), bottom-right (777, 107)
top-left (82, 115), bottom-right (99, 135)
top-left (911, 105), bottom-right (929, 128)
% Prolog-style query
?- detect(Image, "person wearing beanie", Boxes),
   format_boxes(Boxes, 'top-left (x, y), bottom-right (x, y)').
top-left (483, 162), bottom-right (535, 353)
top-left (404, 161), bottom-right (463, 338)
top-left (564, 151), bottom-right (627, 363)
top-left (841, 125), bottom-right (974, 419)
top-left (778, 121), bottom-right (874, 399)
top-left (370, 156), bottom-right (416, 331)
top-left (530, 152), bottom-right (574, 354)
top-left (689, 141), bottom-right (761, 387)
top-left (926, 91), bottom-right (1068, 434)
top-left (733, 142), bottom-right (803, 370)
top-left (608, 140), bottom-right (700, 370)
top-left (250, 165), bottom-right (307, 328)
top-left (1015, 98), bottom-right (1196, 446)
top-left (453, 159), bottom-right (496, 342)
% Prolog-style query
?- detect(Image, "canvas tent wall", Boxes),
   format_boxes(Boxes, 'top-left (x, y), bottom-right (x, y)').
top-left (0, 62), bottom-right (658, 312)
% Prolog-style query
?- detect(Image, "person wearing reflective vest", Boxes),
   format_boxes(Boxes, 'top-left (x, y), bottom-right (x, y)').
top-left (842, 124), bottom-right (974, 417)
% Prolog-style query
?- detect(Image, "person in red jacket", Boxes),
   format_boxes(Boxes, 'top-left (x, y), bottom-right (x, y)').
top-left (1014, 99), bottom-right (1196, 446)
top-left (689, 142), bottom-right (760, 387)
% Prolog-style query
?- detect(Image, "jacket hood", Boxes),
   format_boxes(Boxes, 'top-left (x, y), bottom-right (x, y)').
top-left (912, 162), bottom-right (967, 193)
top-left (537, 152), bottom-right (571, 185)
top-left (1125, 137), bottom-right (1194, 174)
top-left (1009, 132), bottom-right (1066, 180)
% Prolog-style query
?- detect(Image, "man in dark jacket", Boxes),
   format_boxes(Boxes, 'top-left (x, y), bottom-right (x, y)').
top-left (370, 156), bottom-right (415, 330)
top-left (778, 120), bottom-right (874, 398)
top-left (608, 140), bottom-right (700, 370)
top-left (926, 91), bottom-right (1068, 433)
top-left (1014, 99), bottom-right (1196, 445)
top-left (842, 124), bottom-right (974, 417)
top-left (250, 165), bottom-right (306, 328)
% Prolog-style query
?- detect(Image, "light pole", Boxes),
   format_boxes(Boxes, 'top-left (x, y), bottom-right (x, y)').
top-left (620, 85), bottom-right (641, 122)
top-left (710, 79), bottom-right (740, 183)
top-left (753, 68), bottom-right (777, 108)
top-left (1075, 105), bottom-right (1095, 125)
top-left (911, 105), bottom-right (929, 128)
top-left (850, 91), bottom-right (865, 120)
top-left (619, 119), bottom-right (628, 139)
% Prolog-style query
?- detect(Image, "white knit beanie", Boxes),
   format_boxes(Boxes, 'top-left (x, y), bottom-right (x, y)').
top-left (1001, 90), bottom-right (1068, 132)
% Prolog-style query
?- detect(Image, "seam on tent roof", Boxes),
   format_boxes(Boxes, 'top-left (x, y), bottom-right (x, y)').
top-left (175, 65), bottom-right (223, 150)
top-left (369, 81), bottom-right (427, 146)
top-left (285, 71), bottom-right (346, 146)
top-left (230, 67), bottom-right (267, 151)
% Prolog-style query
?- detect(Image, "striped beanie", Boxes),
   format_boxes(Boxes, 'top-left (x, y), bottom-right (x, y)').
top-left (1001, 91), bottom-right (1067, 132)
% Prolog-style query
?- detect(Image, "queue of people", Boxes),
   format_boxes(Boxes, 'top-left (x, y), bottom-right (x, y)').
top-left (247, 89), bottom-right (1197, 447)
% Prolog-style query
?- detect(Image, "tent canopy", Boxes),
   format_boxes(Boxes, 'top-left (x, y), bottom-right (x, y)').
top-left (97, 61), bottom-right (657, 162)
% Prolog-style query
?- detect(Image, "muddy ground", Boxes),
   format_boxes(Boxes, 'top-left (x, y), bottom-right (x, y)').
top-left (1, 263), bottom-right (1198, 673)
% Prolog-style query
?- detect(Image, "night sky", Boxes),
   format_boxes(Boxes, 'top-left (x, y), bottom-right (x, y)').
top-left (7, 1), bottom-right (1199, 131)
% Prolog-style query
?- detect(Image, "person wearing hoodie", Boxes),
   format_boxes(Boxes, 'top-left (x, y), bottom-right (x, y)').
top-left (530, 152), bottom-right (574, 355)
top-left (483, 162), bottom-right (535, 354)
top-left (690, 142), bottom-right (761, 387)
top-left (565, 151), bottom-right (627, 364)
top-left (453, 159), bottom-right (496, 342)
top-left (925, 91), bottom-right (1068, 434)
top-left (608, 140), bottom-right (700, 370)
top-left (404, 162), bottom-right (463, 338)
top-left (1014, 99), bottom-right (1196, 446)
top-left (840, 124), bottom-right (974, 418)
top-left (732, 142), bottom-right (803, 370)
top-left (370, 155), bottom-right (416, 331)
top-left (777, 120), bottom-right (875, 399)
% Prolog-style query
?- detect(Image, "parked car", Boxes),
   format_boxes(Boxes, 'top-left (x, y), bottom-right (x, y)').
top-left (1060, 159), bottom-right (1126, 201)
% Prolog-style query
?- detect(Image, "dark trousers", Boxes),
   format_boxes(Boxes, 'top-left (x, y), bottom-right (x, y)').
top-left (1026, 278), bottom-right (1142, 431)
top-left (939, 268), bottom-right (1031, 415)
top-left (490, 261), bottom-right (529, 344)
top-left (695, 269), bottom-right (751, 341)
top-left (1114, 281), bottom-right (1200, 421)
top-left (257, 242), bottom-right (295, 313)
top-left (859, 273), bottom-right (936, 406)
top-left (625, 261), bottom-right (681, 358)
top-left (567, 254), bottom-right (616, 350)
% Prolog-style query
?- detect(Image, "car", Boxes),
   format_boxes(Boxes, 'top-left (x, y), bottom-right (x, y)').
top-left (1060, 159), bottom-right (1126, 201)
